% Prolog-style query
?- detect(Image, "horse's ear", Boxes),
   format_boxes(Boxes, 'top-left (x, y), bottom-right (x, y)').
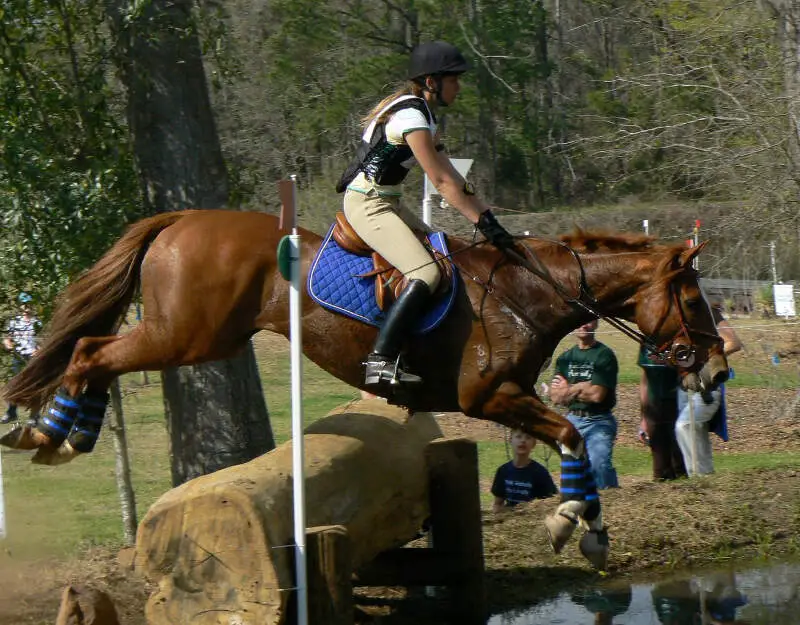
top-left (678, 240), bottom-right (708, 268)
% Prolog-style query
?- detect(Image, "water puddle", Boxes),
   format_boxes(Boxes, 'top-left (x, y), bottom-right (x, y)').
top-left (488, 562), bottom-right (800, 624)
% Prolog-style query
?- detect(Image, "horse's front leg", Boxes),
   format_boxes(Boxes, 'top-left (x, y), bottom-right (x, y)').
top-left (479, 382), bottom-right (610, 570)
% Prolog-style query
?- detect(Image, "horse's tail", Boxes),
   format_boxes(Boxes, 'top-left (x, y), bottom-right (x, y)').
top-left (4, 211), bottom-right (190, 408)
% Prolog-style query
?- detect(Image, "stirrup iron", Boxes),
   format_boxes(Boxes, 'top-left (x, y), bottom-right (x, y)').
top-left (364, 354), bottom-right (422, 387)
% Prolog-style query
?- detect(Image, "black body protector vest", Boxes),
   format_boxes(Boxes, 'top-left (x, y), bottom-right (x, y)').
top-left (336, 95), bottom-right (435, 193)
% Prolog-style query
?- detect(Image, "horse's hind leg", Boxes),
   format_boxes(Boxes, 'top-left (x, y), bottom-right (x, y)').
top-left (28, 328), bottom-right (183, 465)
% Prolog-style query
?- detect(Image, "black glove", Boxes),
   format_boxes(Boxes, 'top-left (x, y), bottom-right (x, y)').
top-left (477, 210), bottom-right (515, 251)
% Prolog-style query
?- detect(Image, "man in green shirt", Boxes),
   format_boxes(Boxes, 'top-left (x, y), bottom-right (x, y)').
top-left (549, 319), bottom-right (620, 489)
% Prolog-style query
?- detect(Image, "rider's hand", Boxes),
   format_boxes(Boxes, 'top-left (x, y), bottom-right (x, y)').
top-left (477, 210), bottom-right (515, 251)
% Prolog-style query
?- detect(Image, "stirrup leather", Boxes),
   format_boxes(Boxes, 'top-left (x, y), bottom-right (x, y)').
top-left (364, 354), bottom-right (422, 387)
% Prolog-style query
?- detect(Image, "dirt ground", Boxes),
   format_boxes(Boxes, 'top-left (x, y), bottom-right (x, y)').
top-left (0, 385), bottom-right (798, 624)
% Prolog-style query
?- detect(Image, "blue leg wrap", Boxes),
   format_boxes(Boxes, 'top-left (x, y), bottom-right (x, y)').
top-left (560, 454), bottom-right (600, 512)
top-left (40, 388), bottom-right (80, 444)
top-left (67, 391), bottom-right (109, 453)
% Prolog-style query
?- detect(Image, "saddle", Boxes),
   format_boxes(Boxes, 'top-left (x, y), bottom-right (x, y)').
top-left (331, 212), bottom-right (453, 311)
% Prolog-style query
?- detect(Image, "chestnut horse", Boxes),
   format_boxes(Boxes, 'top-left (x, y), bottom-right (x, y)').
top-left (1, 209), bottom-right (727, 568)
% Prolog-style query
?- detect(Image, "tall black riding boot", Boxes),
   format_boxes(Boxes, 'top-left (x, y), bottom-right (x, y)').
top-left (364, 279), bottom-right (431, 387)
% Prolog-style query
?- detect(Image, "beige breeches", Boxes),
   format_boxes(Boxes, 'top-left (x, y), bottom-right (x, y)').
top-left (343, 188), bottom-right (441, 290)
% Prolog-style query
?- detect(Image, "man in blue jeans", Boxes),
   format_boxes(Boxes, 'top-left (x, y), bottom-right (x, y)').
top-left (549, 319), bottom-right (620, 489)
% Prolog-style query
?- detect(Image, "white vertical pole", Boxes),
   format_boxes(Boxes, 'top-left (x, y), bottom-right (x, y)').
top-left (422, 197), bottom-right (434, 227)
top-left (770, 241), bottom-right (778, 284)
top-left (0, 446), bottom-right (5, 539)
top-left (422, 175), bottom-right (433, 226)
top-left (287, 174), bottom-right (307, 625)
top-left (643, 219), bottom-right (649, 235)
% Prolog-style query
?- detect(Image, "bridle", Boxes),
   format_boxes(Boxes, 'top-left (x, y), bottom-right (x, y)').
top-left (462, 239), bottom-right (720, 370)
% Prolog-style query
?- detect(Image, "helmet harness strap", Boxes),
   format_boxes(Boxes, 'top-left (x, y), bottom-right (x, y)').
top-left (423, 75), bottom-right (448, 107)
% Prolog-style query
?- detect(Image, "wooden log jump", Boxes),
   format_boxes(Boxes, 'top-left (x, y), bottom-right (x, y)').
top-left (134, 399), bottom-right (486, 624)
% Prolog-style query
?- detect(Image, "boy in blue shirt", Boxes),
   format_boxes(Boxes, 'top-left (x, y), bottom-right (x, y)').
top-left (491, 429), bottom-right (557, 512)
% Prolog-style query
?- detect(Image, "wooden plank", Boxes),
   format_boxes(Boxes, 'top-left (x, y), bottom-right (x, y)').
top-left (425, 438), bottom-right (487, 624)
top-left (307, 525), bottom-right (353, 625)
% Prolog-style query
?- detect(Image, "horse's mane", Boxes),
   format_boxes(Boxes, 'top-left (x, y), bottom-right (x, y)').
top-left (557, 228), bottom-right (656, 252)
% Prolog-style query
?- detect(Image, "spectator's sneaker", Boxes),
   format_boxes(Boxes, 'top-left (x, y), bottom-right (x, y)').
top-left (26, 416), bottom-right (39, 428)
top-left (0, 412), bottom-right (17, 425)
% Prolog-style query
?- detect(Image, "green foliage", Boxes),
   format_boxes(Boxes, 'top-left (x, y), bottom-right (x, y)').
top-left (0, 0), bottom-right (144, 316)
top-left (205, 0), bottom-right (790, 222)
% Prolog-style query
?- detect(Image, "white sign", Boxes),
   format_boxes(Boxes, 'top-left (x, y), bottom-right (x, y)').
top-left (424, 158), bottom-right (473, 198)
top-left (773, 283), bottom-right (796, 318)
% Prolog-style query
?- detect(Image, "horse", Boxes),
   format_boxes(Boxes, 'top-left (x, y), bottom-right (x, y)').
top-left (0, 209), bottom-right (728, 569)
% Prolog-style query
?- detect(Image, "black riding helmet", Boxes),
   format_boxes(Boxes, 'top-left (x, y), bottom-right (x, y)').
top-left (408, 40), bottom-right (469, 80)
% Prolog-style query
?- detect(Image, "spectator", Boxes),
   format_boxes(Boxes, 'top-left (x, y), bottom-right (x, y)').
top-left (491, 428), bottom-right (557, 512)
top-left (638, 345), bottom-right (687, 481)
top-left (675, 303), bottom-right (742, 476)
top-left (2, 292), bottom-right (42, 425)
top-left (549, 319), bottom-right (620, 489)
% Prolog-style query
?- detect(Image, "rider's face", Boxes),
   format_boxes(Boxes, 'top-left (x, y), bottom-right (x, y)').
top-left (438, 74), bottom-right (461, 105)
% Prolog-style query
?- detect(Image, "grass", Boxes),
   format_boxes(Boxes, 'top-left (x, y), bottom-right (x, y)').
top-left (0, 318), bottom-right (797, 563)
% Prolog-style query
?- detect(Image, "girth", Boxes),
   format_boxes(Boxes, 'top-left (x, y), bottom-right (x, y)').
top-left (331, 211), bottom-right (453, 311)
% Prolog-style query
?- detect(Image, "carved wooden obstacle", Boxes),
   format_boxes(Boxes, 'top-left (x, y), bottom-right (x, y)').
top-left (134, 399), bottom-right (486, 624)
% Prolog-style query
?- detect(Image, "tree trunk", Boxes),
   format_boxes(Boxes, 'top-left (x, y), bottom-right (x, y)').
top-left (761, 1), bottom-right (800, 187)
top-left (108, 379), bottom-right (137, 544)
top-left (106, 0), bottom-right (274, 485)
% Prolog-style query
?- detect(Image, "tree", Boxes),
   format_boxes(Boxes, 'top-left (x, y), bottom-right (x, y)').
top-left (0, 0), bottom-right (142, 311)
top-left (106, 0), bottom-right (274, 485)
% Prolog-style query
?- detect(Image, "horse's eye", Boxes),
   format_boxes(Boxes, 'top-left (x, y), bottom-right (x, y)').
top-left (684, 298), bottom-right (702, 309)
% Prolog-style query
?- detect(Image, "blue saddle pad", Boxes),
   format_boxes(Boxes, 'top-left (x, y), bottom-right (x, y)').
top-left (307, 225), bottom-right (457, 333)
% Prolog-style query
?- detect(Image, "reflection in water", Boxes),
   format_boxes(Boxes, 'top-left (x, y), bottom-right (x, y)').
top-left (487, 562), bottom-right (800, 625)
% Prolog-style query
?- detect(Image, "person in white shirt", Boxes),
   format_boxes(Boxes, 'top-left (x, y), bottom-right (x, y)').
top-left (2, 292), bottom-right (42, 425)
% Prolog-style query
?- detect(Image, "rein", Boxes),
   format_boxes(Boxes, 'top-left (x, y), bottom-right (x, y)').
top-left (507, 243), bottom-right (654, 348)
top-left (363, 230), bottom-right (708, 368)
top-left (453, 239), bottom-right (705, 368)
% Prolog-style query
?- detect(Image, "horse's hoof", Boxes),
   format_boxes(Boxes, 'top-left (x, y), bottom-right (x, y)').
top-left (32, 441), bottom-right (80, 466)
top-left (544, 512), bottom-right (578, 554)
top-left (0, 425), bottom-right (51, 450)
top-left (579, 528), bottom-right (610, 570)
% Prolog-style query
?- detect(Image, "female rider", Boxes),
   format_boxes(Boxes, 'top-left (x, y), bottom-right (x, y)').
top-left (337, 40), bottom-right (515, 390)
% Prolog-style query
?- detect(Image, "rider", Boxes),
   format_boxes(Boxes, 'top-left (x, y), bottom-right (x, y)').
top-left (337, 40), bottom-right (516, 389)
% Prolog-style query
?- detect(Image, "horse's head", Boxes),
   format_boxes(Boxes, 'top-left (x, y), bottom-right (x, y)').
top-left (631, 241), bottom-right (728, 390)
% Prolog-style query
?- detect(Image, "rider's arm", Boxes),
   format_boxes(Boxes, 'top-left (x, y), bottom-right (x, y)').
top-left (405, 129), bottom-right (488, 224)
